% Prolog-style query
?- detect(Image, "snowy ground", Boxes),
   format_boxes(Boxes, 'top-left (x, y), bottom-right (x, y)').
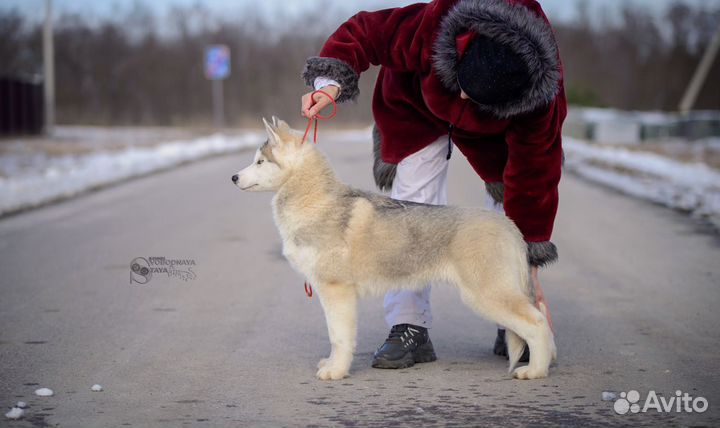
top-left (616, 138), bottom-right (720, 170)
top-left (563, 137), bottom-right (720, 229)
top-left (0, 127), bottom-right (265, 216)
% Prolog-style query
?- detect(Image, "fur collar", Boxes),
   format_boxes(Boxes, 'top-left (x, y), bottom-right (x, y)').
top-left (432, 0), bottom-right (561, 118)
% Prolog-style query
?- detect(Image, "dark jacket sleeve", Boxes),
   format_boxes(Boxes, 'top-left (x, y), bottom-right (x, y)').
top-left (302, 4), bottom-right (427, 102)
top-left (503, 82), bottom-right (567, 263)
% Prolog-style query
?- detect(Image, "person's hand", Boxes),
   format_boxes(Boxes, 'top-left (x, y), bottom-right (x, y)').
top-left (531, 266), bottom-right (554, 332)
top-left (301, 86), bottom-right (339, 119)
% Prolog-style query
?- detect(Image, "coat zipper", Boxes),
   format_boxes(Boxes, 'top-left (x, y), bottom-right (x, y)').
top-left (446, 100), bottom-right (470, 160)
top-left (446, 124), bottom-right (455, 160)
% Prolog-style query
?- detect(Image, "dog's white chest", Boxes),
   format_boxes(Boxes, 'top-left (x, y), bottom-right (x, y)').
top-left (282, 239), bottom-right (318, 277)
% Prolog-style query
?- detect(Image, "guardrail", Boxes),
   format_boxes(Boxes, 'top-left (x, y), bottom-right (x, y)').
top-left (565, 107), bottom-right (720, 144)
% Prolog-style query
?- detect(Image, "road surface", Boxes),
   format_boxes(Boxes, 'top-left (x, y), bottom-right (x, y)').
top-left (1, 133), bottom-right (719, 427)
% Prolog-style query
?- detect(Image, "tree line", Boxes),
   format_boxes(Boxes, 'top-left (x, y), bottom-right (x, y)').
top-left (0, 1), bottom-right (718, 127)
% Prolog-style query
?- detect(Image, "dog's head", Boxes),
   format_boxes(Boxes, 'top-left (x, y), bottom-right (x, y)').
top-left (232, 116), bottom-right (307, 192)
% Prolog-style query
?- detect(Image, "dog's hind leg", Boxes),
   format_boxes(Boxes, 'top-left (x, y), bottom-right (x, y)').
top-left (315, 282), bottom-right (357, 380)
top-left (495, 300), bottom-right (553, 380)
top-left (460, 285), bottom-right (554, 380)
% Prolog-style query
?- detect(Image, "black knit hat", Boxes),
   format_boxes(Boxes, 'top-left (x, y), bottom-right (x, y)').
top-left (432, 0), bottom-right (561, 118)
top-left (456, 35), bottom-right (531, 107)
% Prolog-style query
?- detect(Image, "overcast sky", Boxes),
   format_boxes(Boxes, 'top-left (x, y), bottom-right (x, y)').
top-left (3, 0), bottom-right (717, 25)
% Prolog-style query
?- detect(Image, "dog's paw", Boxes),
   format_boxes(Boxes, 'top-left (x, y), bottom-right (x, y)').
top-left (316, 364), bottom-right (349, 380)
top-left (512, 365), bottom-right (548, 380)
top-left (317, 358), bottom-right (330, 369)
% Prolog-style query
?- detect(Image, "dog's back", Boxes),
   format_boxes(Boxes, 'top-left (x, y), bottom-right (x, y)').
top-left (334, 188), bottom-right (527, 292)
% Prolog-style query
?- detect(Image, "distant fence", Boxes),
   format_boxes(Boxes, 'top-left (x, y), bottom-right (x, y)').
top-left (0, 76), bottom-right (44, 136)
top-left (565, 108), bottom-right (720, 144)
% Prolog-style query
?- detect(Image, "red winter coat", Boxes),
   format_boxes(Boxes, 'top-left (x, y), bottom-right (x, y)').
top-left (302, 0), bottom-right (566, 260)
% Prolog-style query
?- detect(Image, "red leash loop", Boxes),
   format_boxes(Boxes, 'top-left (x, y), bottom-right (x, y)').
top-left (304, 281), bottom-right (313, 298)
top-left (301, 89), bottom-right (337, 145)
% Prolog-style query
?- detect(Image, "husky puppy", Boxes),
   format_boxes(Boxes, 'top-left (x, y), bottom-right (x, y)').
top-left (232, 117), bottom-right (556, 380)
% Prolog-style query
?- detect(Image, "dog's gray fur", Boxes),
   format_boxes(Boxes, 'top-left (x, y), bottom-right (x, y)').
top-left (372, 144), bottom-right (560, 267)
top-left (302, 57), bottom-right (360, 103)
top-left (432, 0), bottom-right (561, 118)
top-left (260, 140), bottom-right (281, 166)
top-left (348, 189), bottom-right (462, 278)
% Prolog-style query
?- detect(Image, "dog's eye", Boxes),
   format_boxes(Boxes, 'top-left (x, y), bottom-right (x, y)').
top-left (256, 159), bottom-right (264, 165)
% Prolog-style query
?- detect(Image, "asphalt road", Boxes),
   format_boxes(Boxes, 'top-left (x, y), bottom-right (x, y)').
top-left (1, 133), bottom-right (719, 427)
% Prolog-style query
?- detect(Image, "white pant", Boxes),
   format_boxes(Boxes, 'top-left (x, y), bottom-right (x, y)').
top-left (383, 137), bottom-right (504, 329)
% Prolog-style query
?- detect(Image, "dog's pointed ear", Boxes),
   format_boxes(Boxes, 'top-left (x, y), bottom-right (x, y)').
top-left (262, 117), bottom-right (281, 144)
top-left (270, 116), bottom-right (299, 141)
top-left (273, 116), bottom-right (291, 132)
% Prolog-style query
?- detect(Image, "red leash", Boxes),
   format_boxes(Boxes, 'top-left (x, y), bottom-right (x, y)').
top-left (301, 89), bottom-right (337, 145)
top-left (300, 89), bottom-right (337, 298)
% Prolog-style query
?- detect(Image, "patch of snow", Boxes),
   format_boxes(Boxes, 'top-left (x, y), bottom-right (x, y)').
top-left (91, 384), bottom-right (103, 392)
top-left (51, 126), bottom-right (189, 144)
top-left (0, 131), bottom-right (263, 216)
top-left (704, 137), bottom-right (720, 150)
top-left (602, 391), bottom-right (617, 401)
top-left (34, 388), bottom-right (54, 397)
top-left (5, 407), bottom-right (24, 419)
top-left (564, 137), bottom-right (720, 228)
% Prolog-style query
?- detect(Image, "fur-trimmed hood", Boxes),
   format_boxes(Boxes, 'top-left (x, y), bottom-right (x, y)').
top-left (432, 0), bottom-right (561, 118)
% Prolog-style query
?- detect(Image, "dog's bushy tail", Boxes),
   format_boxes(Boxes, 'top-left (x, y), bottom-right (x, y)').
top-left (506, 329), bottom-right (526, 372)
top-left (507, 242), bottom-right (533, 373)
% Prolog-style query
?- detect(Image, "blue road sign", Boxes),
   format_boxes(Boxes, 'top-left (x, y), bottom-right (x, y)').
top-left (205, 45), bottom-right (230, 80)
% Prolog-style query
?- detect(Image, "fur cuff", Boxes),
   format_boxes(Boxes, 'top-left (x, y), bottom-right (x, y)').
top-left (302, 57), bottom-right (360, 103)
top-left (485, 182), bottom-right (504, 205)
top-left (527, 241), bottom-right (558, 267)
top-left (432, 0), bottom-right (561, 118)
top-left (372, 125), bottom-right (397, 191)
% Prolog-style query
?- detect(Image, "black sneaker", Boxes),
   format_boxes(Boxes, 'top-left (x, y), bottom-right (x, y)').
top-left (493, 328), bottom-right (530, 362)
top-left (371, 324), bottom-right (437, 369)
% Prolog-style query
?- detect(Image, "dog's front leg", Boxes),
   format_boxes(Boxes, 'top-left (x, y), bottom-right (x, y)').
top-left (315, 282), bottom-right (357, 380)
